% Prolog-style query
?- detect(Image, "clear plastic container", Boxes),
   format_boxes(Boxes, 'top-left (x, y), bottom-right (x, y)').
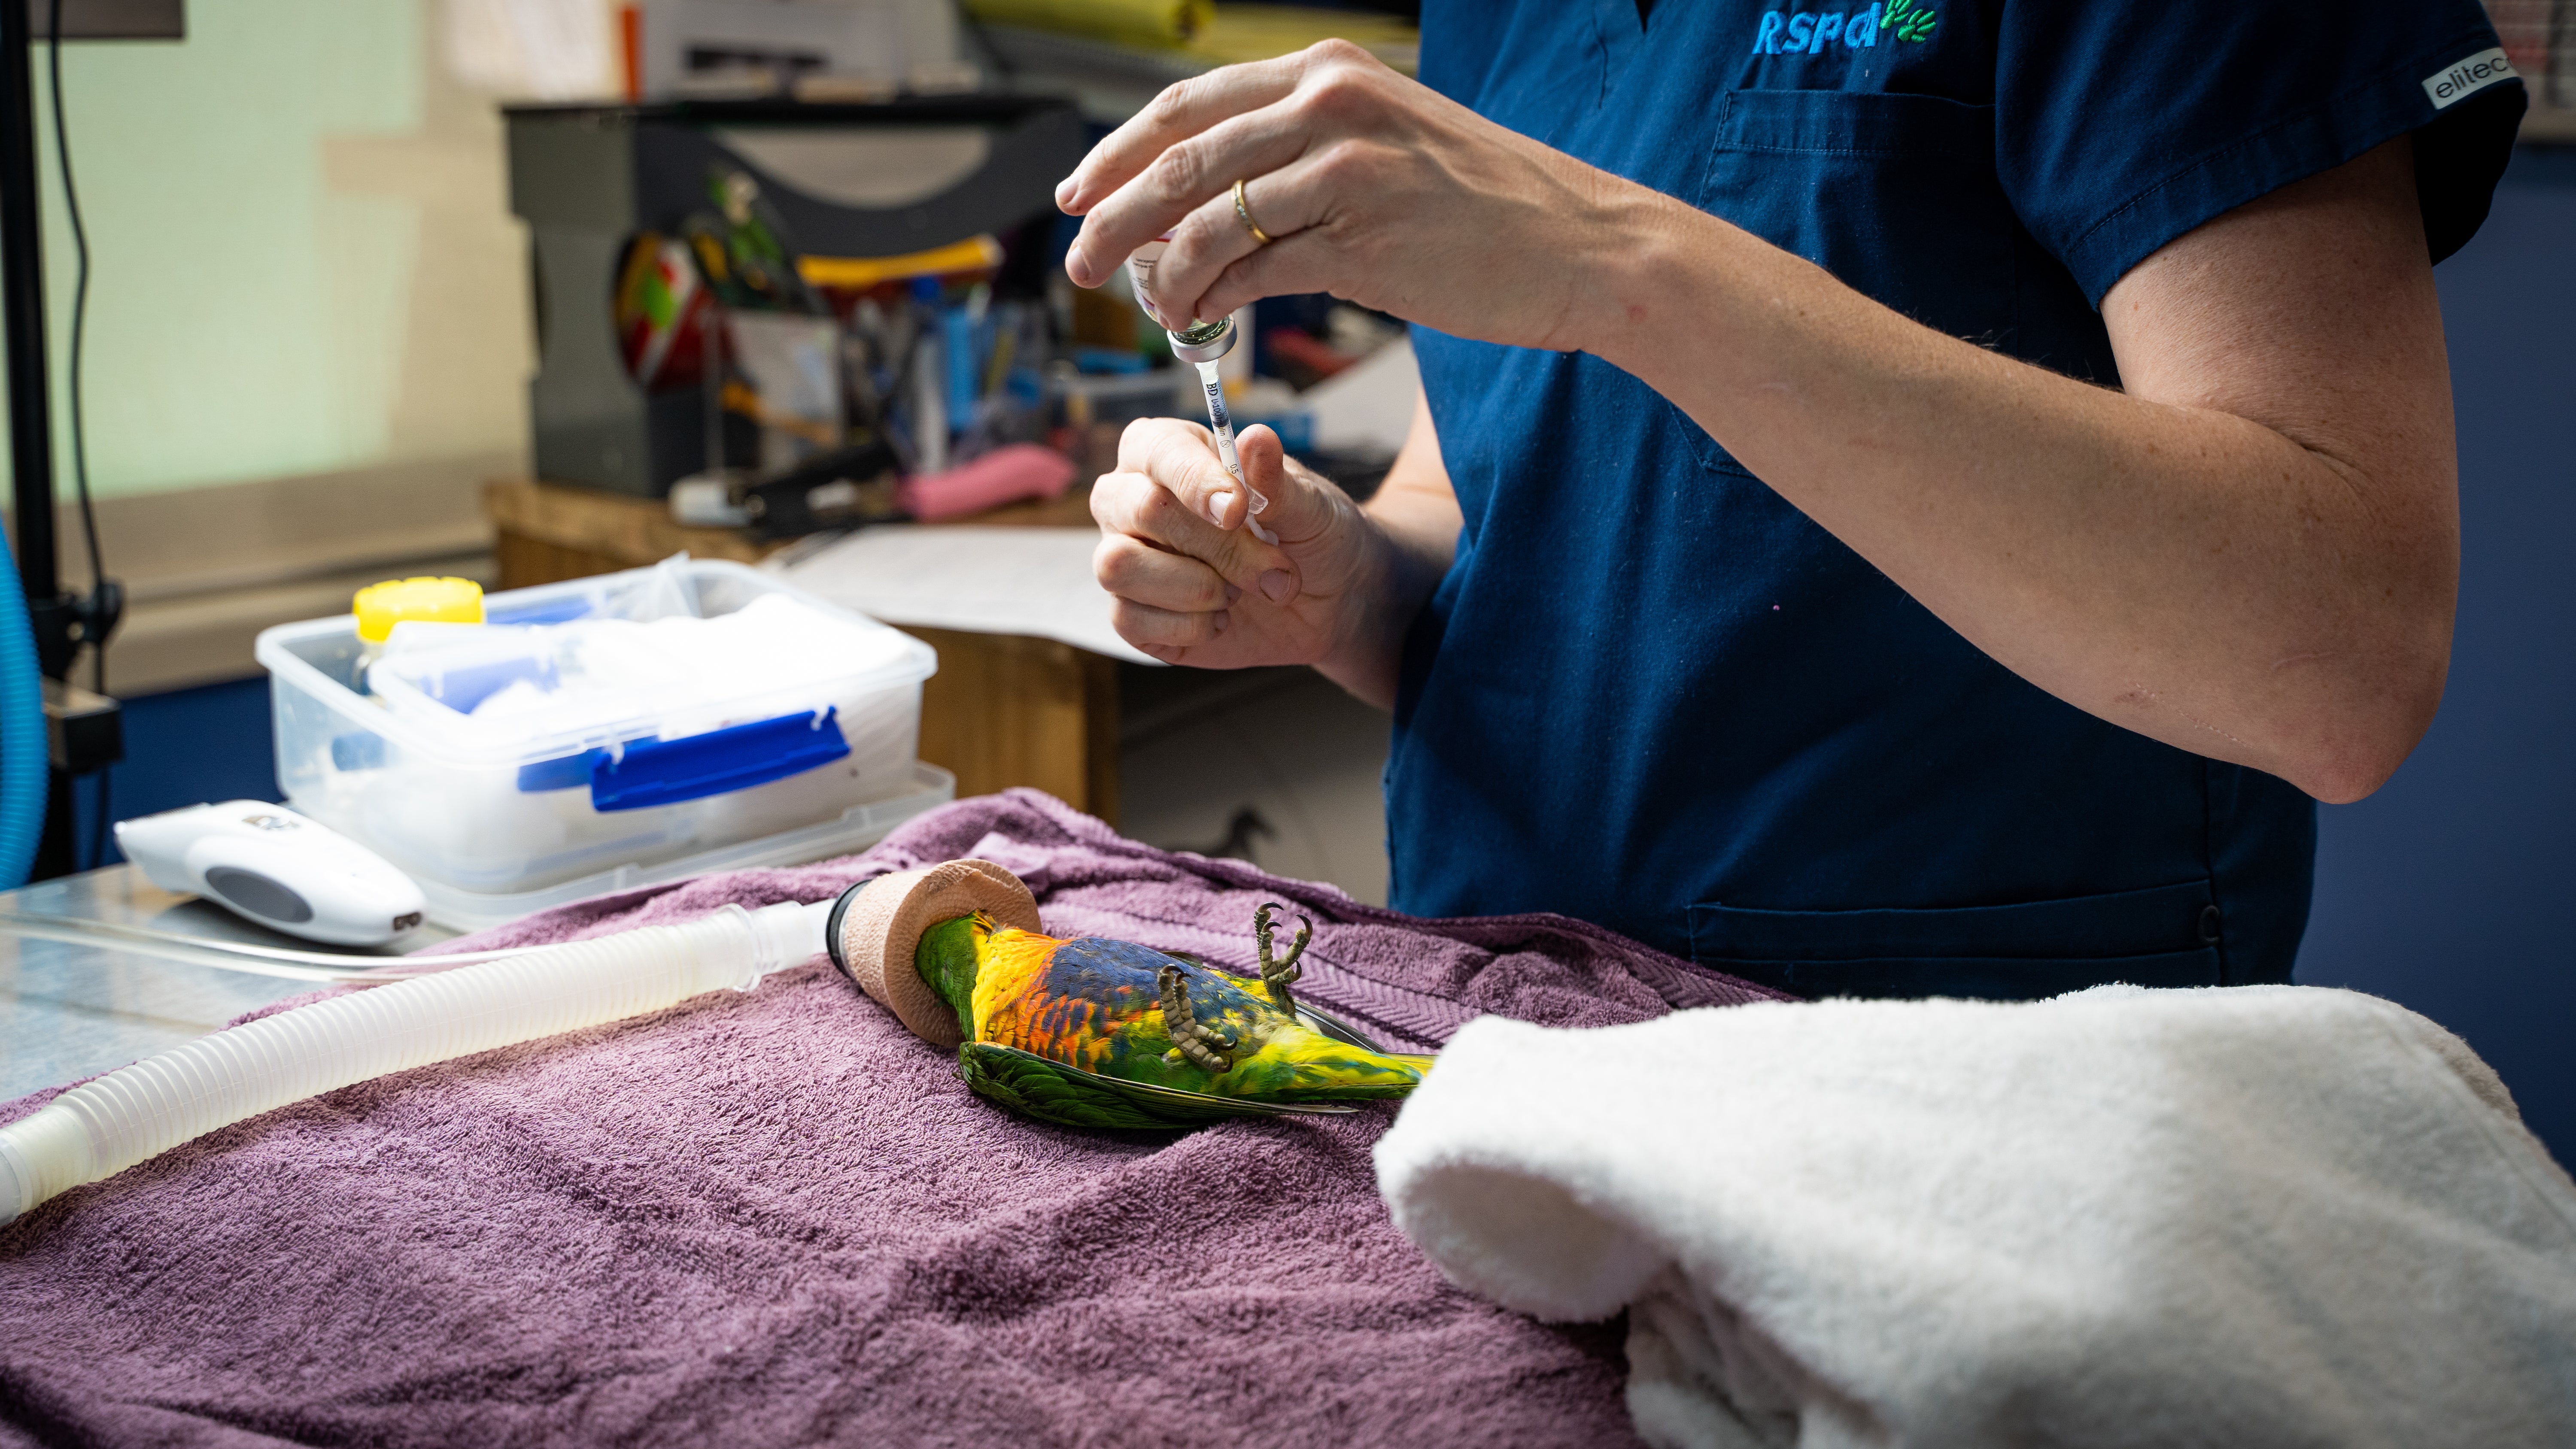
top-left (255, 559), bottom-right (939, 900)
top-left (410, 763), bottom-right (952, 933)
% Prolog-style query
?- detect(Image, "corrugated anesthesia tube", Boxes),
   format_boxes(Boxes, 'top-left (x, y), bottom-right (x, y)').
top-left (0, 900), bottom-right (829, 1226)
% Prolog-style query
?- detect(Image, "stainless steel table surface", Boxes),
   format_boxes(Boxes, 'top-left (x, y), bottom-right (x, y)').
top-left (0, 865), bottom-right (457, 1102)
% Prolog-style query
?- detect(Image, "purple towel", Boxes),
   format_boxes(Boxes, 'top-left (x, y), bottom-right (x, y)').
top-left (0, 791), bottom-right (1784, 1447)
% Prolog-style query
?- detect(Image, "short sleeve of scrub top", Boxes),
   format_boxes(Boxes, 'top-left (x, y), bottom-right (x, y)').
top-left (1392, 0), bottom-right (2523, 1000)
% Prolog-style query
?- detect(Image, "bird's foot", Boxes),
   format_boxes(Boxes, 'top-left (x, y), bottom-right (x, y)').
top-left (1253, 901), bottom-right (1311, 1019)
top-left (1158, 964), bottom-right (1239, 1073)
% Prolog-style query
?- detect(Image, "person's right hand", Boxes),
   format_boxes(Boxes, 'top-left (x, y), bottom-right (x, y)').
top-left (1091, 415), bottom-right (1382, 672)
top-left (1055, 40), bottom-right (1633, 357)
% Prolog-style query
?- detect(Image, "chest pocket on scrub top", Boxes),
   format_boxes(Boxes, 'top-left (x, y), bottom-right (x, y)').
top-left (1677, 88), bottom-right (2011, 475)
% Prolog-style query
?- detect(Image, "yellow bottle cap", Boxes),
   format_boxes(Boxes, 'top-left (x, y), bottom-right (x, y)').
top-left (353, 576), bottom-right (484, 643)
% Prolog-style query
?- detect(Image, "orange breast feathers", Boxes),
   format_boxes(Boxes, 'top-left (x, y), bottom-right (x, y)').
top-left (967, 927), bottom-right (1170, 1073)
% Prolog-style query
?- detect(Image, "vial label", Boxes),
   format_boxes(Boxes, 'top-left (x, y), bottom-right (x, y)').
top-left (1127, 236), bottom-right (1179, 330)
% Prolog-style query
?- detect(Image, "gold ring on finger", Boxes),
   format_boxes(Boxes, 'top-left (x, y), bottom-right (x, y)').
top-left (1233, 178), bottom-right (1274, 246)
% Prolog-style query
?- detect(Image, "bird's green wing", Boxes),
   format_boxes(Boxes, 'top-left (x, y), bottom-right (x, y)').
top-left (955, 1043), bottom-right (1357, 1131)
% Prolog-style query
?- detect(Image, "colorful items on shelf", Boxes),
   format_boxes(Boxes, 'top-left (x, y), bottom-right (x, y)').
top-left (609, 156), bottom-right (1404, 539)
top-left (613, 235), bottom-right (716, 391)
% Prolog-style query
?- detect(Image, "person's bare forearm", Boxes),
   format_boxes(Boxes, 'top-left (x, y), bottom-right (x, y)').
top-left (1562, 145), bottom-right (2456, 801)
top-left (1316, 397), bottom-right (1461, 709)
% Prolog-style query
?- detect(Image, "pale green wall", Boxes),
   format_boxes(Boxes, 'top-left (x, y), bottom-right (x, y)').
top-left (4, 0), bottom-right (531, 506)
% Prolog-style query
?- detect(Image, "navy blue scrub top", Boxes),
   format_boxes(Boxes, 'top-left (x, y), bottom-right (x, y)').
top-left (1392, 0), bottom-right (2524, 999)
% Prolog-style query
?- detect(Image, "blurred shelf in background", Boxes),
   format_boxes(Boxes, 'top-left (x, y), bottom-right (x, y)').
top-left (2488, 0), bottom-right (2576, 141)
top-left (970, 3), bottom-right (1420, 123)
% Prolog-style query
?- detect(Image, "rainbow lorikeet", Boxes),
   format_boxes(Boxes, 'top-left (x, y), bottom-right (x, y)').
top-left (913, 902), bottom-right (1435, 1130)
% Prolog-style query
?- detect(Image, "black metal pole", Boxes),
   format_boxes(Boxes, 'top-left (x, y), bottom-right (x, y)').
top-left (0, 0), bottom-right (80, 880)
top-left (0, 0), bottom-right (59, 620)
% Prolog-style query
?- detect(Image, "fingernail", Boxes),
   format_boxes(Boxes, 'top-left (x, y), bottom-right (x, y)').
top-left (1223, 583), bottom-right (1242, 603)
top-left (1258, 570), bottom-right (1294, 603)
top-left (1207, 490), bottom-right (1235, 524)
top-left (1212, 610), bottom-right (1230, 635)
top-left (1055, 176), bottom-right (1077, 207)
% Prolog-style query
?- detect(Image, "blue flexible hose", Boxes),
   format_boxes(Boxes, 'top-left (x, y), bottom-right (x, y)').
top-left (0, 521), bottom-right (49, 888)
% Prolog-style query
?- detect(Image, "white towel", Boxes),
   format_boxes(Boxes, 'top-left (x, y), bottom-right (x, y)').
top-left (1373, 985), bottom-right (2576, 1449)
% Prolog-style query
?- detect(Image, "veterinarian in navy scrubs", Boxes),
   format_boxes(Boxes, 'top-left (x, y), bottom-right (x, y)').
top-left (1064, 2), bottom-right (2526, 999)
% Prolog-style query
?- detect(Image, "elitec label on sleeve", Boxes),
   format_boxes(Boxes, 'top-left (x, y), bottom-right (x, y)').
top-left (2424, 48), bottom-right (2518, 109)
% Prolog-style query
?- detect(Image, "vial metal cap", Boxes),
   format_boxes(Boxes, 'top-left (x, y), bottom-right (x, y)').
top-left (1166, 317), bottom-right (1237, 366)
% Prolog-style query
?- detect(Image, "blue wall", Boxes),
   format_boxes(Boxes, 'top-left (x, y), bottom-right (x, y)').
top-left (2297, 145), bottom-right (2576, 1164)
top-left (72, 676), bottom-right (279, 869)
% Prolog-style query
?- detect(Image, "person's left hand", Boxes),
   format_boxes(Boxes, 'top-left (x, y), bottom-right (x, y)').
top-left (1056, 39), bottom-right (1640, 354)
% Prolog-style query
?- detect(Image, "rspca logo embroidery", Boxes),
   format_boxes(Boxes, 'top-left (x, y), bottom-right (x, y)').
top-left (1752, 0), bottom-right (1937, 56)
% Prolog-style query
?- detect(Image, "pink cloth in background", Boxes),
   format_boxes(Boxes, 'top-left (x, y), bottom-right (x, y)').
top-left (899, 443), bottom-right (1076, 521)
top-left (0, 790), bottom-right (1785, 1447)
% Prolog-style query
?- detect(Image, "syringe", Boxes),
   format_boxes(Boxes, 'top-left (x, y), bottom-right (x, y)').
top-left (1193, 355), bottom-right (1275, 545)
top-left (1127, 237), bottom-right (1276, 545)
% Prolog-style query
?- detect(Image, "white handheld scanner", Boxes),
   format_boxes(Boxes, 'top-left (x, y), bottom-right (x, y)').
top-left (115, 801), bottom-right (427, 947)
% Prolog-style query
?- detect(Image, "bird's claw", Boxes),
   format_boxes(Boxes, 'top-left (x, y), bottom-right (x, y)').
top-left (1252, 901), bottom-right (1311, 1019)
top-left (1158, 964), bottom-right (1238, 1073)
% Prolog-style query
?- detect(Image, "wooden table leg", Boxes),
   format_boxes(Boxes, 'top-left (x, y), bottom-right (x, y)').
top-left (902, 626), bottom-right (1120, 825)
